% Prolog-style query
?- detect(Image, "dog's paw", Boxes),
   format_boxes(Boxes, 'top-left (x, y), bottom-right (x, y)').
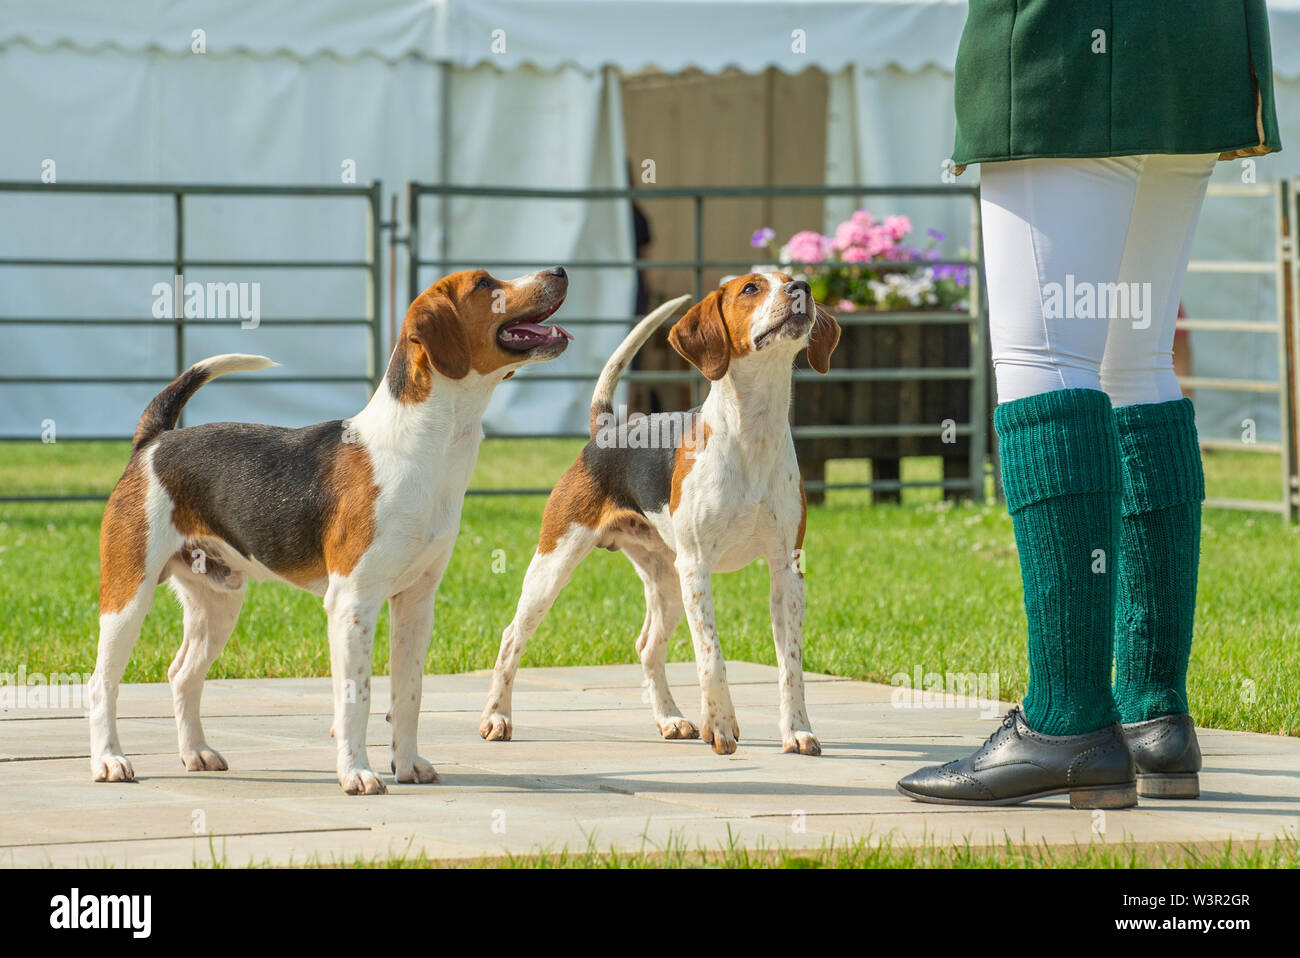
top-left (701, 712), bottom-right (740, 755)
top-left (657, 717), bottom-right (700, 740)
top-left (479, 713), bottom-right (513, 741)
top-left (781, 731), bottom-right (822, 756)
top-left (392, 755), bottom-right (440, 784)
top-left (92, 753), bottom-right (135, 783)
top-left (180, 743), bottom-right (228, 772)
top-left (339, 767), bottom-right (388, 795)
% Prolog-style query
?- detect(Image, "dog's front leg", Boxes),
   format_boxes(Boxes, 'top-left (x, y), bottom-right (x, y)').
top-left (675, 556), bottom-right (739, 754)
top-left (387, 561), bottom-right (447, 784)
top-left (769, 553), bottom-right (819, 755)
top-left (325, 584), bottom-right (386, 795)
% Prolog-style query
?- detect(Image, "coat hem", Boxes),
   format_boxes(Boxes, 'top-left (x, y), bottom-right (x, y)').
top-left (951, 140), bottom-right (1281, 176)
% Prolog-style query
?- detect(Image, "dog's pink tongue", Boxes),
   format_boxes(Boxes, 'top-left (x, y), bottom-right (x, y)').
top-left (514, 322), bottom-right (572, 341)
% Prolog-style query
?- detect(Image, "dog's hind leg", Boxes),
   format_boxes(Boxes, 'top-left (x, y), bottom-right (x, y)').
top-left (480, 523), bottom-right (598, 741)
top-left (625, 545), bottom-right (696, 740)
top-left (167, 573), bottom-right (244, 771)
top-left (89, 454), bottom-right (176, 783)
top-left (89, 596), bottom-right (154, 782)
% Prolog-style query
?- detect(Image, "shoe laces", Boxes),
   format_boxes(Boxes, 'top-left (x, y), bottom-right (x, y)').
top-left (940, 707), bottom-right (1021, 769)
top-left (982, 707), bottom-right (1022, 747)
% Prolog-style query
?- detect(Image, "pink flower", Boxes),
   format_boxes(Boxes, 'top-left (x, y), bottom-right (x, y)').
top-left (850, 209), bottom-right (875, 228)
top-left (840, 246), bottom-right (874, 263)
top-left (835, 299), bottom-right (858, 313)
top-left (783, 230), bottom-right (830, 264)
top-left (833, 219), bottom-right (873, 252)
top-left (883, 215), bottom-right (912, 241)
top-left (866, 225), bottom-right (897, 257)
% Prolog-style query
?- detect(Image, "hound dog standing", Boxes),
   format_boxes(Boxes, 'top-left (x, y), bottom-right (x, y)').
top-left (481, 273), bottom-right (840, 755)
top-left (90, 267), bottom-right (571, 794)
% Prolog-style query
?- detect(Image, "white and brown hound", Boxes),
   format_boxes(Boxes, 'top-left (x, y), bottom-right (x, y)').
top-left (480, 273), bottom-right (840, 755)
top-left (89, 267), bottom-right (572, 794)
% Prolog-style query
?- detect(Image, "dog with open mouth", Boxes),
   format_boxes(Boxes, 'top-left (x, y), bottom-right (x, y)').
top-left (88, 267), bottom-right (571, 795)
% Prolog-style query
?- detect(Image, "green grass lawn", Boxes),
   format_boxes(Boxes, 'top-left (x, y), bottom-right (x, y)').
top-left (1, 439), bottom-right (1296, 736)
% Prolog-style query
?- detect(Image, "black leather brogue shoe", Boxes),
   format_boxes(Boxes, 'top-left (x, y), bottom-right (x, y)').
top-left (897, 708), bottom-right (1137, 808)
top-left (1122, 713), bottom-right (1201, 799)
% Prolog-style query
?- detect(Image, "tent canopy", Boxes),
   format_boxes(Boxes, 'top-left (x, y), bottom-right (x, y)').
top-left (0, 0), bottom-right (990, 74)
top-left (8, 0), bottom-right (1299, 76)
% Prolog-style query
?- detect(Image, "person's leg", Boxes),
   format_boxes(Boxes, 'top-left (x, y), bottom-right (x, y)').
top-left (984, 157), bottom-right (1144, 736)
top-left (985, 156), bottom-right (1143, 403)
top-left (899, 157), bottom-right (1149, 808)
top-left (1101, 154), bottom-right (1215, 739)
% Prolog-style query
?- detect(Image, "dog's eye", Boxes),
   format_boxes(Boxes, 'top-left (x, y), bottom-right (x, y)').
top-left (742, 282), bottom-right (759, 295)
top-left (476, 277), bottom-right (493, 290)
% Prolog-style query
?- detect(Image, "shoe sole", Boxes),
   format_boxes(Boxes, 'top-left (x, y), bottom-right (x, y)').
top-left (1137, 772), bottom-right (1199, 799)
top-left (896, 781), bottom-right (1137, 809)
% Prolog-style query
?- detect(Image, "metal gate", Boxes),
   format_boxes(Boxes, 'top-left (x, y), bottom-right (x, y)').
top-left (1181, 180), bottom-right (1299, 520)
top-left (3, 178), bottom-right (1296, 518)
top-left (0, 181), bottom-right (384, 503)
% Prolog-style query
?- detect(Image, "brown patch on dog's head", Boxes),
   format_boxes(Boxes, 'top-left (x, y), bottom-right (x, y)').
top-left (388, 268), bottom-right (570, 403)
top-left (668, 286), bottom-right (743, 380)
top-left (99, 456), bottom-right (149, 615)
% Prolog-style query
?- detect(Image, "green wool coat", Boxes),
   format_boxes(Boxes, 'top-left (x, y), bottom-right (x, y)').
top-left (952, 0), bottom-right (1282, 172)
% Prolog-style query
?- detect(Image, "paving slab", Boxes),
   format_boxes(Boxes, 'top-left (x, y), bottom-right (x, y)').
top-left (1, 663), bottom-right (1297, 867)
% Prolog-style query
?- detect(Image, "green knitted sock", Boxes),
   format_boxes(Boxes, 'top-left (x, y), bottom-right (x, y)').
top-left (996, 388), bottom-right (1123, 736)
top-left (1112, 398), bottom-right (1204, 723)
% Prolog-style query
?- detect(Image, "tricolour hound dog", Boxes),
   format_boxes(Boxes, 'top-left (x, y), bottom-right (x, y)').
top-left (480, 273), bottom-right (840, 755)
top-left (89, 267), bottom-right (572, 794)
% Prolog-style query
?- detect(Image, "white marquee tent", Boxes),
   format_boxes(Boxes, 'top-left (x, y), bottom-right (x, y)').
top-left (3, 0), bottom-right (1299, 441)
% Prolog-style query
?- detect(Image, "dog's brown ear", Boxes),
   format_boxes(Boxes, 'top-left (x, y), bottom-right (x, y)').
top-left (669, 289), bottom-right (730, 380)
top-left (807, 304), bottom-right (841, 375)
top-left (408, 293), bottom-right (470, 380)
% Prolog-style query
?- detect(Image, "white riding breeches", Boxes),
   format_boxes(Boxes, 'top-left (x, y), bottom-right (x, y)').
top-left (979, 153), bottom-right (1217, 407)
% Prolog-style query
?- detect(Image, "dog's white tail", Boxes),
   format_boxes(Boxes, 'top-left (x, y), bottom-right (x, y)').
top-left (194, 353), bottom-right (277, 379)
top-left (588, 295), bottom-right (692, 439)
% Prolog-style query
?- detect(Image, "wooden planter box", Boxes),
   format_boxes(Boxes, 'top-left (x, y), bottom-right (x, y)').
top-left (796, 316), bottom-right (974, 503)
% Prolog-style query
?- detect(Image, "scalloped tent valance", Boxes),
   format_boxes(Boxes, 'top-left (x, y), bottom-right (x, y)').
top-left (0, 0), bottom-right (441, 64)
top-left (0, 0), bottom-right (970, 74)
top-left (435, 0), bottom-right (969, 75)
top-left (8, 0), bottom-right (1300, 78)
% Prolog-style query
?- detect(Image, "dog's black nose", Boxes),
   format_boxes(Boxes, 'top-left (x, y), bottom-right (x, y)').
top-left (548, 266), bottom-right (567, 279)
top-left (783, 279), bottom-right (810, 296)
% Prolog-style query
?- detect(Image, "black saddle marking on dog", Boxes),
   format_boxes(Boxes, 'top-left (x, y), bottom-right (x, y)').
top-left (579, 410), bottom-right (700, 516)
top-left (150, 420), bottom-right (352, 573)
